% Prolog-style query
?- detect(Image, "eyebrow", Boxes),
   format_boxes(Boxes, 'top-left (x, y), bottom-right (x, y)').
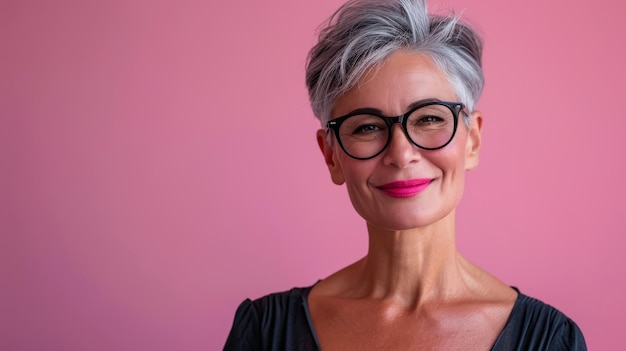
top-left (341, 98), bottom-right (442, 117)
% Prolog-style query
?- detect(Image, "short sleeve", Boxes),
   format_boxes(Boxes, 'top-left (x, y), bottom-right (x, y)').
top-left (549, 318), bottom-right (587, 351)
top-left (222, 286), bottom-right (319, 350)
top-left (491, 291), bottom-right (588, 351)
top-left (223, 299), bottom-right (262, 350)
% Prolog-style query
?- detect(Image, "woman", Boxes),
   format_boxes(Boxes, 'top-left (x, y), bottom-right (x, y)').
top-left (225, 0), bottom-right (586, 349)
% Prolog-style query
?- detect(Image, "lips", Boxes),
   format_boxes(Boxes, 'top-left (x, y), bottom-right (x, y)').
top-left (376, 178), bottom-right (432, 198)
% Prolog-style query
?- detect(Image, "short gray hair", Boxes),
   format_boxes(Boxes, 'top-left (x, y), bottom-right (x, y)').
top-left (305, 0), bottom-right (484, 127)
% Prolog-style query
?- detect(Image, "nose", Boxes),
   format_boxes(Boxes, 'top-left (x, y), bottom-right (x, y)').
top-left (382, 123), bottom-right (421, 168)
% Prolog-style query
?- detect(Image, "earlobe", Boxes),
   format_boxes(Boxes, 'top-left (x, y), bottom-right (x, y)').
top-left (316, 129), bottom-right (345, 185)
top-left (465, 111), bottom-right (483, 171)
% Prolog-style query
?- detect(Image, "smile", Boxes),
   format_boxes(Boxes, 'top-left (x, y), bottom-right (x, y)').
top-left (376, 178), bottom-right (432, 198)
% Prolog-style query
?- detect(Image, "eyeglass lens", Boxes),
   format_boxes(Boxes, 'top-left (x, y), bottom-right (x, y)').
top-left (336, 104), bottom-right (456, 159)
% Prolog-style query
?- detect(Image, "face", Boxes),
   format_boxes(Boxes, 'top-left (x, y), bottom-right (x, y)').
top-left (317, 51), bottom-right (482, 231)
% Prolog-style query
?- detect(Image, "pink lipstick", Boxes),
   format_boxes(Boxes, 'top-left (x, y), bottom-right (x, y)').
top-left (377, 178), bottom-right (432, 198)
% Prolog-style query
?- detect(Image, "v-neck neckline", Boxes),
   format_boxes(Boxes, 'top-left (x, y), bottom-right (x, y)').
top-left (301, 282), bottom-right (521, 351)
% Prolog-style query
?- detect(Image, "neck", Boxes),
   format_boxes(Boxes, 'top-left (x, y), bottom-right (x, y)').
top-left (356, 211), bottom-right (471, 306)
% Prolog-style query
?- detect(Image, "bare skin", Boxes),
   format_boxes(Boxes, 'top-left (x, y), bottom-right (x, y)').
top-left (308, 217), bottom-right (517, 350)
top-left (309, 51), bottom-right (517, 350)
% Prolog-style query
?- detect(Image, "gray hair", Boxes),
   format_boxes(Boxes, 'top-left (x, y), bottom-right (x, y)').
top-left (305, 0), bottom-right (484, 127)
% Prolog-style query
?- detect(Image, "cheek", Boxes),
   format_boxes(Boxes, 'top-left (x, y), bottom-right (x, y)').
top-left (336, 158), bottom-right (377, 204)
top-left (432, 137), bottom-right (468, 175)
top-left (340, 161), bottom-right (372, 190)
top-left (430, 142), bottom-right (468, 207)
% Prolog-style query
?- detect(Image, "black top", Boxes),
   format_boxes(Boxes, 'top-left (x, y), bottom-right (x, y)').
top-left (224, 284), bottom-right (586, 350)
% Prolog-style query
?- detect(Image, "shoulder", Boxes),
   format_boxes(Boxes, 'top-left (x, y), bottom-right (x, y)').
top-left (250, 285), bottom-right (313, 315)
top-left (224, 285), bottom-right (318, 350)
top-left (493, 289), bottom-right (587, 351)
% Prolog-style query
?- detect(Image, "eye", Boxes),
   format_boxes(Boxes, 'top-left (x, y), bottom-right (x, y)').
top-left (352, 123), bottom-right (383, 135)
top-left (416, 115), bottom-right (445, 125)
top-left (340, 115), bottom-right (387, 138)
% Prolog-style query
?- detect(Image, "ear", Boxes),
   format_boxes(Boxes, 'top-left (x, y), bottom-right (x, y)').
top-left (316, 129), bottom-right (345, 185)
top-left (465, 111), bottom-right (483, 171)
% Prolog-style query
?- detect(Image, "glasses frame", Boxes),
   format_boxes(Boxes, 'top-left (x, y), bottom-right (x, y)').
top-left (326, 101), bottom-right (465, 160)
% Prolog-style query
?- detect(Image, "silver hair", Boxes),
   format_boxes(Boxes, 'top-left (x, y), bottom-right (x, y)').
top-left (305, 0), bottom-right (484, 128)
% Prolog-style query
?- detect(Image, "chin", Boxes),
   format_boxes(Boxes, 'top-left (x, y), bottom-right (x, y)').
top-left (367, 216), bottom-right (440, 232)
top-left (363, 206), bottom-right (456, 232)
top-left (371, 221), bottom-right (435, 232)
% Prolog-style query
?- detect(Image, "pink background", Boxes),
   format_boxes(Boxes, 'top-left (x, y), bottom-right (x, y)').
top-left (2, 0), bottom-right (624, 350)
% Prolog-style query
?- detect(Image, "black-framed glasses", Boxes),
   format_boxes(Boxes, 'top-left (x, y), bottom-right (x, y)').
top-left (326, 101), bottom-right (464, 160)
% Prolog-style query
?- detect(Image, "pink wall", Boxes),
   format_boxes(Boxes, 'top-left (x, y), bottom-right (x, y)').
top-left (2, 0), bottom-right (624, 349)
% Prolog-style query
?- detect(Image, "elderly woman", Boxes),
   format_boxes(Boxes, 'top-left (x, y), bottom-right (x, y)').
top-left (224, 0), bottom-right (586, 349)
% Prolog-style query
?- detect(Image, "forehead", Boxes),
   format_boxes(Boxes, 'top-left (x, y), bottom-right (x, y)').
top-left (332, 51), bottom-right (457, 117)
